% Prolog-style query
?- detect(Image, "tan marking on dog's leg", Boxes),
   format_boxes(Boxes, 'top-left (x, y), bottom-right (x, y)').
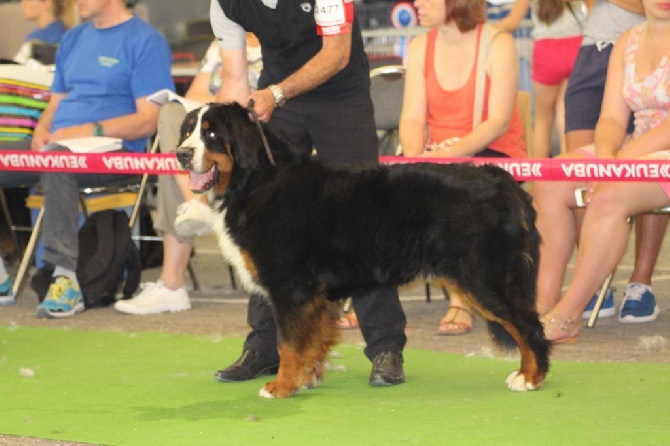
top-left (299, 298), bottom-right (341, 389)
top-left (260, 292), bottom-right (340, 398)
top-left (435, 278), bottom-right (543, 391)
top-left (260, 345), bottom-right (303, 399)
top-left (497, 321), bottom-right (543, 391)
top-left (240, 250), bottom-right (260, 283)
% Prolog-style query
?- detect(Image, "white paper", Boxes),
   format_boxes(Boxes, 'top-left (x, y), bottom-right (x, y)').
top-left (146, 89), bottom-right (204, 113)
top-left (45, 137), bottom-right (123, 153)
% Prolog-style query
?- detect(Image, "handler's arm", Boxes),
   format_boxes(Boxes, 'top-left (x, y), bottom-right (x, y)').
top-left (248, 31), bottom-right (351, 121)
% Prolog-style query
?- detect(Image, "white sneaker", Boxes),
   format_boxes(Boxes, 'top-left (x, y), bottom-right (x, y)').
top-left (174, 198), bottom-right (214, 237)
top-left (114, 281), bottom-right (191, 315)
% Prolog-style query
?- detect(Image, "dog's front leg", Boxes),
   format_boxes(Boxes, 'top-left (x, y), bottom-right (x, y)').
top-left (259, 343), bottom-right (303, 398)
top-left (259, 293), bottom-right (339, 398)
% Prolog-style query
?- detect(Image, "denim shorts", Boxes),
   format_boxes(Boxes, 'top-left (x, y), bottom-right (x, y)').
top-left (564, 44), bottom-right (635, 133)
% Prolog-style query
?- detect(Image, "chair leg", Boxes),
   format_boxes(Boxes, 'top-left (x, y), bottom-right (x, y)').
top-left (187, 261), bottom-right (200, 291)
top-left (228, 265), bottom-right (236, 290)
top-left (0, 189), bottom-right (27, 258)
top-left (12, 206), bottom-right (44, 299)
top-left (424, 272), bottom-right (431, 303)
top-left (586, 272), bottom-right (615, 328)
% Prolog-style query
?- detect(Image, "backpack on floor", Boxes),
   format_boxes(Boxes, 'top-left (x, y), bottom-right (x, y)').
top-left (77, 209), bottom-right (141, 308)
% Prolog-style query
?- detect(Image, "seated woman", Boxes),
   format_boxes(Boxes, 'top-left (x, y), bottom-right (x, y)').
top-left (14, 0), bottom-right (73, 64)
top-left (533, 0), bottom-right (669, 342)
top-left (398, 0), bottom-right (527, 335)
top-left (114, 33), bottom-right (262, 315)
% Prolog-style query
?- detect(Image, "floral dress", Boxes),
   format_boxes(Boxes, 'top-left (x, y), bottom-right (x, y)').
top-left (623, 23), bottom-right (670, 141)
top-left (622, 22), bottom-right (670, 195)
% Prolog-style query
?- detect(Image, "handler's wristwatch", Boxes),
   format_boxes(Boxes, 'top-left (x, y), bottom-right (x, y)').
top-left (268, 84), bottom-right (286, 108)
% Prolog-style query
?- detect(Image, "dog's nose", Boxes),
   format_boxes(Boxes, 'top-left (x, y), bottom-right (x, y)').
top-left (176, 147), bottom-right (194, 168)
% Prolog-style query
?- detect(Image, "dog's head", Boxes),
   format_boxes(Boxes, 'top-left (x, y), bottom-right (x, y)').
top-left (176, 102), bottom-right (284, 196)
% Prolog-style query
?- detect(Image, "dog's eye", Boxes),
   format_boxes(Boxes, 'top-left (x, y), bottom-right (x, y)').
top-left (207, 131), bottom-right (216, 140)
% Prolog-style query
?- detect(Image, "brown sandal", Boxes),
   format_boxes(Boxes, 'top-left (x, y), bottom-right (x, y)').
top-left (437, 306), bottom-right (473, 336)
top-left (337, 312), bottom-right (359, 330)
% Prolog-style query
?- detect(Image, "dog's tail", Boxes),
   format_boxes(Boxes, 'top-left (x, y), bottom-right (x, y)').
top-left (482, 166), bottom-right (540, 305)
top-left (481, 165), bottom-right (542, 351)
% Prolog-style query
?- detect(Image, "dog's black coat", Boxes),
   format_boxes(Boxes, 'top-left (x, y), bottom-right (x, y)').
top-left (177, 103), bottom-right (550, 397)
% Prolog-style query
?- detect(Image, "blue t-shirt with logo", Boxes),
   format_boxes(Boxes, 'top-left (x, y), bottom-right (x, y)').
top-left (51, 16), bottom-right (175, 153)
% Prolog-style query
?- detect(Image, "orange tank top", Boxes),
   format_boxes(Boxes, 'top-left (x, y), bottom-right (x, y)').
top-left (424, 26), bottom-right (526, 158)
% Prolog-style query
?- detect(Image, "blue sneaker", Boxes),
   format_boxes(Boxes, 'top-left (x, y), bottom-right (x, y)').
top-left (619, 283), bottom-right (659, 324)
top-left (36, 276), bottom-right (85, 319)
top-left (582, 287), bottom-right (616, 320)
top-left (0, 275), bottom-right (15, 306)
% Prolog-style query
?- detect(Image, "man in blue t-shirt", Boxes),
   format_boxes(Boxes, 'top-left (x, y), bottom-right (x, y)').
top-left (0, 0), bottom-right (174, 318)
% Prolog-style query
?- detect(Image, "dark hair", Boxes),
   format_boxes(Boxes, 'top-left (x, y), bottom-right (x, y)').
top-left (445, 0), bottom-right (487, 32)
top-left (536, 0), bottom-right (565, 25)
top-left (53, 0), bottom-right (67, 18)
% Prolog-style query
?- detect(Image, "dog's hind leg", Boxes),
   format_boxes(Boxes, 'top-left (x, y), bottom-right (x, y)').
top-left (498, 315), bottom-right (549, 391)
top-left (478, 304), bottom-right (549, 391)
top-left (437, 279), bottom-right (550, 392)
top-left (259, 292), bottom-right (340, 398)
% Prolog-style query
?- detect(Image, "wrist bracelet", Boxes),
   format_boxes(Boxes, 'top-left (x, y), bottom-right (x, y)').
top-left (268, 84), bottom-right (286, 108)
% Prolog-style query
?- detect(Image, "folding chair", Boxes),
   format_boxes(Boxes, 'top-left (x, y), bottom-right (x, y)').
top-left (11, 137), bottom-right (162, 299)
top-left (369, 64), bottom-right (405, 156)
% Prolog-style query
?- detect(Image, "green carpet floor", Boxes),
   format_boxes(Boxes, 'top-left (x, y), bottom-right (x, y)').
top-left (1, 326), bottom-right (668, 445)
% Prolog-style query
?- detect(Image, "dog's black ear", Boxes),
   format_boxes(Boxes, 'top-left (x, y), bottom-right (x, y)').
top-left (222, 103), bottom-right (266, 170)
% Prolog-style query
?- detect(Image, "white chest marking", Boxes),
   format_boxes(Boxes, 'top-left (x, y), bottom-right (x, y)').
top-left (212, 209), bottom-right (268, 297)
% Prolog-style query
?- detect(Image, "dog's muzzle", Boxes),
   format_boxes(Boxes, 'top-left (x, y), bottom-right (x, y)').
top-left (176, 145), bottom-right (218, 193)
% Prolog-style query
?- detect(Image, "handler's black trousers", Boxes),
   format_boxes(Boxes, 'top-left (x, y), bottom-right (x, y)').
top-left (245, 288), bottom-right (407, 362)
top-left (242, 93), bottom-right (407, 362)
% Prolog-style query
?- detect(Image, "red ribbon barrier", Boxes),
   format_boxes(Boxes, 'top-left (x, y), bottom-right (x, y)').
top-left (0, 150), bottom-right (186, 175)
top-left (1, 150), bottom-right (669, 181)
top-left (380, 156), bottom-right (670, 182)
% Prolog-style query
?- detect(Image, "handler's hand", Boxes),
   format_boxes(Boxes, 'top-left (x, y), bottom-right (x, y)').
top-left (247, 88), bottom-right (276, 122)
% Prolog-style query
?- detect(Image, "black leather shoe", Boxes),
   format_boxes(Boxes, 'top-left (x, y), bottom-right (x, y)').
top-left (369, 351), bottom-right (405, 386)
top-left (214, 349), bottom-right (279, 382)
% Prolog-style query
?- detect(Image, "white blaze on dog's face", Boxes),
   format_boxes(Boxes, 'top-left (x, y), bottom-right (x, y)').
top-left (178, 105), bottom-right (234, 196)
top-left (180, 105), bottom-right (210, 173)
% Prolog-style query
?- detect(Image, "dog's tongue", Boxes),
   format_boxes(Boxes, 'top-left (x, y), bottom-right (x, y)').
top-left (189, 170), bottom-right (214, 192)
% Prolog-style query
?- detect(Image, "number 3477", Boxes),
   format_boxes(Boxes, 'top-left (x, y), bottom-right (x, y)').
top-left (315, 4), bottom-right (339, 14)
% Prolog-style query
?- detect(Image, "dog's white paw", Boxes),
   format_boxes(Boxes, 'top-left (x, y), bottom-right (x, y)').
top-left (258, 387), bottom-right (275, 399)
top-left (505, 370), bottom-right (537, 391)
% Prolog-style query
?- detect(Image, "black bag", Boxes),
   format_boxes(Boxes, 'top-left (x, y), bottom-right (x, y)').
top-left (76, 210), bottom-right (142, 308)
top-left (138, 203), bottom-right (164, 270)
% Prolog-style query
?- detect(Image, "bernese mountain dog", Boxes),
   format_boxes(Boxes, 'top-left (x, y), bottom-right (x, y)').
top-left (176, 102), bottom-right (550, 399)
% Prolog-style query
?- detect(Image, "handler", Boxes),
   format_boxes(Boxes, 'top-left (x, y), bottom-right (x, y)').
top-left (207, 0), bottom-right (407, 386)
